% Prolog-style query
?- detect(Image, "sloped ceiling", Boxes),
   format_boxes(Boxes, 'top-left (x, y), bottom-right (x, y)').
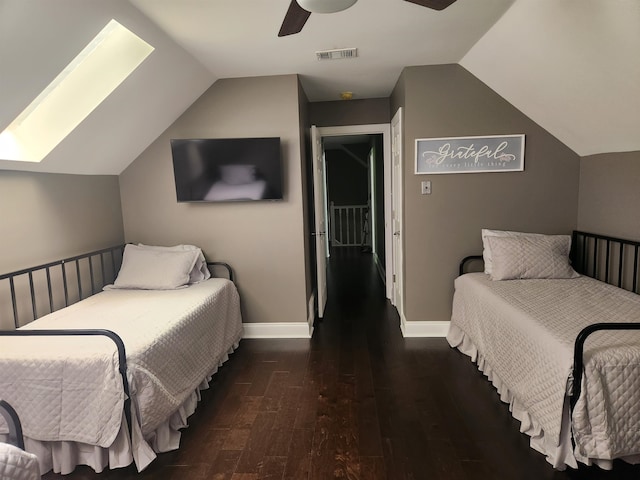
top-left (0, 0), bottom-right (213, 175)
top-left (461, 0), bottom-right (640, 157)
top-left (0, 0), bottom-right (638, 175)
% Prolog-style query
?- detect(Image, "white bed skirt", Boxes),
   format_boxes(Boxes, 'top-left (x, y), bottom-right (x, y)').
top-left (447, 323), bottom-right (577, 470)
top-left (447, 324), bottom-right (640, 471)
top-left (1, 342), bottom-right (239, 476)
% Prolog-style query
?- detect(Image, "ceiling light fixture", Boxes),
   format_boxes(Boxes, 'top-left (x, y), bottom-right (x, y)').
top-left (296, 0), bottom-right (357, 14)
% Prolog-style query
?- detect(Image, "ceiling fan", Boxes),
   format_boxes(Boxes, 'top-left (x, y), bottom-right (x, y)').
top-left (278, 0), bottom-right (457, 37)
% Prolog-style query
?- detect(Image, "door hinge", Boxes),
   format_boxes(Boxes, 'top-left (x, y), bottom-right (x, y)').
top-left (393, 274), bottom-right (396, 283)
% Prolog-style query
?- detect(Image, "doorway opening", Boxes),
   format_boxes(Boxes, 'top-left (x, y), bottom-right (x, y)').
top-left (324, 133), bottom-right (383, 260)
top-left (324, 134), bottom-right (386, 318)
top-left (311, 123), bottom-right (395, 321)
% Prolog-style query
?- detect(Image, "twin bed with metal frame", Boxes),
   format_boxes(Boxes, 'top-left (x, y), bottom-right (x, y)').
top-left (451, 230), bottom-right (640, 470)
top-left (0, 245), bottom-right (243, 475)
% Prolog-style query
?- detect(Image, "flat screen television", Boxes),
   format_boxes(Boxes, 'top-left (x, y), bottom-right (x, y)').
top-left (170, 137), bottom-right (283, 202)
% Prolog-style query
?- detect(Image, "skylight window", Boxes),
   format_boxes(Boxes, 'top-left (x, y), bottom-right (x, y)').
top-left (0, 19), bottom-right (154, 163)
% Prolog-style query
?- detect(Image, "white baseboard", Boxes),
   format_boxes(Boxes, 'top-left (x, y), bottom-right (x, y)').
top-left (242, 322), bottom-right (312, 339)
top-left (400, 317), bottom-right (450, 337)
top-left (242, 294), bottom-right (316, 339)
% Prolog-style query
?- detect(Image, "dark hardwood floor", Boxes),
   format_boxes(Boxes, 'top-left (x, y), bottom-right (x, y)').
top-left (44, 248), bottom-right (639, 479)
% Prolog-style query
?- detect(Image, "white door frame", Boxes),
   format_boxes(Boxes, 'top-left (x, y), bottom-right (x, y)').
top-left (311, 125), bottom-right (328, 318)
top-left (316, 124), bottom-right (393, 299)
top-left (390, 108), bottom-right (404, 320)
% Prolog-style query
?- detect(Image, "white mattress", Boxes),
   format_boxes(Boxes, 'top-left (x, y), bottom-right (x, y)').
top-left (447, 273), bottom-right (640, 469)
top-left (0, 278), bottom-right (243, 474)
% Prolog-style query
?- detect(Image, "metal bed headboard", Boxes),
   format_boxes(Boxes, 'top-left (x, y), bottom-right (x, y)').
top-left (458, 230), bottom-right (640, 292)
top-left (0, 245), bottom-right (125, 329)
top-left (571, 230), bottom-right (640, 294)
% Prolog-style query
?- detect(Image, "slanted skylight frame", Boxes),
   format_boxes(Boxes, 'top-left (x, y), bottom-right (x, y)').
top-left (0, 19), bottom-right (154, 163)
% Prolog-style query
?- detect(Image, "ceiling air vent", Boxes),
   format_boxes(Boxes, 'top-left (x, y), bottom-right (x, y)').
top-left (316, 48), bottom-right (358, 60)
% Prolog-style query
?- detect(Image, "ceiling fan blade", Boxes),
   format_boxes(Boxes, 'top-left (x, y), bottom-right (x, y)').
top-left (404, 0), bottom-right (457, 10)
top-left (278, 0), bottom-right (312, 37)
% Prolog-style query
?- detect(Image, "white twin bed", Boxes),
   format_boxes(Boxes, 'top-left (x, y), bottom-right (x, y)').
top-left (449, 229), bottom-right (640, 470)
top-left (0, 243), bottom-right (243, 475)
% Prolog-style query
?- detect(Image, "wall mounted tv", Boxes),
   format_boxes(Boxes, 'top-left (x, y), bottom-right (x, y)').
top-left (170, 137), bottom-right (284, 203)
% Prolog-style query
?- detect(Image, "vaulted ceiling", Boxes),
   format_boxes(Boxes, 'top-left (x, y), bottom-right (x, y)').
top-left (0, 0), bottom-right (638, 175)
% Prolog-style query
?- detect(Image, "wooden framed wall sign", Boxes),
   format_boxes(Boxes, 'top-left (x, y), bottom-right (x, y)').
top-left (415, 134), bottom-right (525, 175)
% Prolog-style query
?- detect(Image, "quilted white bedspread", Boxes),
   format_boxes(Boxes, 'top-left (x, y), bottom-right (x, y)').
top-left (0, 443), bottom-right (39, 480)
top-left (448, 273), bottom-right (640, 467)
top-left (0, 278), bottom-right (242, 459)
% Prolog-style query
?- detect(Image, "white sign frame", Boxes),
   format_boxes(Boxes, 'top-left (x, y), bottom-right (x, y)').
top-left (415, 134), bottom-right (525, 175)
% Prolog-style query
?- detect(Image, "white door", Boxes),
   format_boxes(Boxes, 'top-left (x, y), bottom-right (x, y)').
top-left (311, 125), bottom-right (328, 318)
top-left (391, 108), bottom-right (404, 316)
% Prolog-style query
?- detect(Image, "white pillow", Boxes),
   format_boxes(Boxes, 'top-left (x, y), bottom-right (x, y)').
top-left (219, 164), bottom-right (256, 185)
top-left (487, 234), bottom-right (579, 281)
top-left (109, 244), bottom-right (200, 290)
top-left (481, 229), bottom-right (546, 275)
top-left (137, 244), bottom-right (211, 284)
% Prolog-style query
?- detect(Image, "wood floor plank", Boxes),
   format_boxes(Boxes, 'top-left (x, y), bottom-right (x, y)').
top-left (210, 383), bottom-right (251, 429)
top-left (283, 428), bottom-right (313, 480)
top-left (207, 450), bottom-right (242, 480)
top-left (234, 411), bottom-right (277, 473)
top-left (356, 395), bottom-right (383, 457)
top-left (359, 456), bottom-right (386, 480)
top-left (262, 371), bottom-right (290, 412)
top-left (230, 395), bottom-right (263, 430)
top-left (256, 456), bottom-right (287, 480)
top-left (222, 428), bottom-right (251, 451)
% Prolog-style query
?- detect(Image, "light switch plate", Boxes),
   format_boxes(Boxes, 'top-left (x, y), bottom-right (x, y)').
top-left (421, 180), bottom-right (431, 195)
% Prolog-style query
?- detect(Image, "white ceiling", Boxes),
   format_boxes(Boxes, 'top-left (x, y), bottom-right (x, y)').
top-left (0, 0), bottom-right (638, 175)
top-left (130, 0), bottom-right (513, 101)
top-left (461, 0), bottom-right (640, 157)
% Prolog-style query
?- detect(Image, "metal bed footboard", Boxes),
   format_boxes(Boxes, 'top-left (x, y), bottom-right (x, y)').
top-left (570, 230), bottom-right (640, 410)
top-left (570, 323), bottom-right (640, 412)
top-left (0, 400), bottom-right (25, 450)
top-left (0, 329), bottom-right (132, 439)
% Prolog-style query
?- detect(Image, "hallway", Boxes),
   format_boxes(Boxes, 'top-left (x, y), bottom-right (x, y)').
top-left (45, 251), bottom-right (639, 479)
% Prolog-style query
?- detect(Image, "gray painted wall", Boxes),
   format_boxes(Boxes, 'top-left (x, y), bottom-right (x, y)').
top-left (578, 151), bottom-right (640, 240)
top-left (0, 171), bottom-right (124, 274)
top-left (391, 64), bottom-right (581, 323)
top-left (309, 98), bottom-right (390, 127)
top-left (119, 75), bottom-right (310, 325)
top-left (6, 69), bottom-right (638, 334)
